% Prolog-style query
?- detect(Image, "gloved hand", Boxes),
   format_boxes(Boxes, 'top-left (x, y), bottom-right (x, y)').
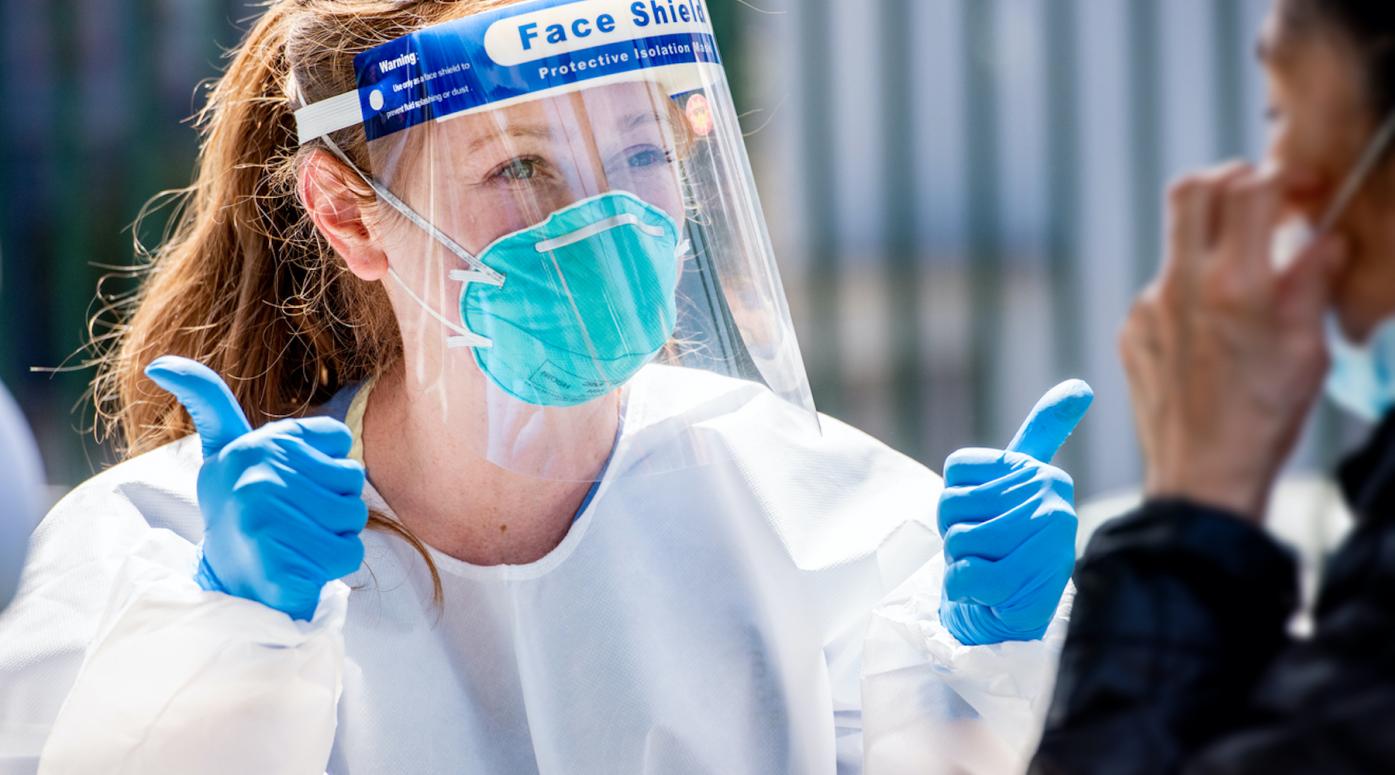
top-left (939, 380), bottom-right (1093, 645)
top-left (146, 356), bottom-right (368, 622)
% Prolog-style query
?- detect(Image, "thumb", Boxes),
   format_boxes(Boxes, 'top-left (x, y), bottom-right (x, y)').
top-left (1280, 231), bottom-right (1349, 321)
top-left (145, 356), bottom-right (253, 460)
top-left (1007, 380), bottom-right (1095, 463)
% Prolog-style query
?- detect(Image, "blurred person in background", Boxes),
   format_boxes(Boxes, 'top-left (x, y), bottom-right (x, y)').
top-left (0, 1), bottom-right (1091, 773)
top-left (0, 378), bottom-right (45, 612)
top-left (1032, 1), bottom-right (1395, 773)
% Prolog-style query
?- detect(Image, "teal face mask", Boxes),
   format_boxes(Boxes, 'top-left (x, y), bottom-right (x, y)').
top-left (392, 191), bottom-right (683, 407)
top-left (463, 192), bottom-right (681, 407)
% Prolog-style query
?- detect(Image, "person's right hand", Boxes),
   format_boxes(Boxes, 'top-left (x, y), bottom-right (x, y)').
top-left (146, 356), bottom-right (368, 621)
top-left (938, 380), bottom-right (1093, 646)
top-left (1119, 163), bottom-right (1349, 521)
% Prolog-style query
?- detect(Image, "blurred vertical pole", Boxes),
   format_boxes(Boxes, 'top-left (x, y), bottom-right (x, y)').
top-left (125, 0), bottom-right (164, 224)
top-left (706, 0), bottom-right (746, 108)
top-left (880, 0), bottom-right (924, 460)
top-left (1, 1), bottom-right (53, 404)
top-left (1212, 0), bottom-right (1247, 157)
top-left (109, 0), bottom-right (166, 463)
top-left (1044, 0), bottom-right (1084, 477)
top-left (962, 0), bottom-right (1003, 443)
top-left (797, 0), bottom-right (843, 415)
top-left (48, 0), bottom-right (90, 444)
top-left (0, 0), bottom-right (15, 385)
top-left (1127, 0), bottom-right (1163, 290)
top-left (1122, 1), bottom-right (1164, 496)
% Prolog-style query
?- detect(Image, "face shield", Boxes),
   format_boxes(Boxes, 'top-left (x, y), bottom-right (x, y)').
top-left (295, 0), bottom-right (817, 481)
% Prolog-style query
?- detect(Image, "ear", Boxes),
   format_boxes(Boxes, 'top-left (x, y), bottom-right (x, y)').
top-left (300, 149), bottom-right (390, 281)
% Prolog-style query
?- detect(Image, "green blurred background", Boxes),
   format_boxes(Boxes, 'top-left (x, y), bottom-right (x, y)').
top-left (0, 0), bottom-right (1362, 500)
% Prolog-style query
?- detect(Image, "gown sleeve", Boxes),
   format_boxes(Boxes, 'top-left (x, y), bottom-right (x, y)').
top-left (860, 554), bottom-right (1073, 775)
top-left (754, 412), bottom-right (1072, 774)
top-left (0, 440), bottom-right (348, 775)
top-left (36, 529), bottom-right (349, 775)
top-left (0, 477), bottom-right (174, 772)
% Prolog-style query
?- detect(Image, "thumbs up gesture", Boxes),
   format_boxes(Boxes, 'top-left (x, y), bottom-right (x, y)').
top-left (146, 356), bottom-right (368, 622)
top-left (938, 380), bottom-right (1094, 646)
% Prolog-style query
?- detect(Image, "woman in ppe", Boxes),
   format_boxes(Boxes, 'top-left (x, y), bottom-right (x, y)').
top-left (0, 2), bottom-right (1088, 773)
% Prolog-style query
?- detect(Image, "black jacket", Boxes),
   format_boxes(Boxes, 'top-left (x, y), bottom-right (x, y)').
top-left (1031, 414), bottom-right (1395, 775)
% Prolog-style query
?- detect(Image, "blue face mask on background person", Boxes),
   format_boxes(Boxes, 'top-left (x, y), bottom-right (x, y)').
top-left (1270, 220), bottom-right (1392, 420)
top-left (455, 191), bottom-right (683, 407)
top-left (1274, 220), bottom-right (1395, 423)
top-left (1326, 316), bottom-right (1395, 422)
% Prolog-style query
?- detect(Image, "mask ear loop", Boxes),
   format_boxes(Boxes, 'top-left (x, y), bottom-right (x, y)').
top-left (1317, 109), bottom-right (1395, 235)
top-left (1274, 109), bottom-right (1395, 272)
top-left (314, 135), bottom-right (503, 350)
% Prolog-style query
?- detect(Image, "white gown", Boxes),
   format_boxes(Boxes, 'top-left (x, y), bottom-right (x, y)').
top-left (0, 366), bottom-right (1068, 775)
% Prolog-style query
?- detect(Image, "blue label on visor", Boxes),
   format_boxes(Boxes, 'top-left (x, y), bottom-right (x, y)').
top-left (354, 0), bottom-right (721, 141)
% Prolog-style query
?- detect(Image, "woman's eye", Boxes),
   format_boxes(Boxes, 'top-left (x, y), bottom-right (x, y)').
top-left (625, 147), bottom-right (669, 169)
top-left (495, 158), bottom-right (542, 182)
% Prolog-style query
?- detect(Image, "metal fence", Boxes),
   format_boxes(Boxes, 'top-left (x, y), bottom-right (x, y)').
top-left (0, 0), bottom-right (1359, 496)
top-left (745, 0), bottom-right (1361, 498)
top-left (1, 0), bottom-right (262, 484)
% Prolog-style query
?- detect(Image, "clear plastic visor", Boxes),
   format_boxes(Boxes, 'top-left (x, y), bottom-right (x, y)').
top-left (303, 37), bottom-right (817, 482)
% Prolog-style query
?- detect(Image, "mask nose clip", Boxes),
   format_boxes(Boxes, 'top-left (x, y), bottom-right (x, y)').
top-left (533, 213), bottom-right (671, 253)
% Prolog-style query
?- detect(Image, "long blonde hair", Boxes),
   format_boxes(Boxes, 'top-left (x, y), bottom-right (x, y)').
top-left (92, 0), bottom-right (514, 598)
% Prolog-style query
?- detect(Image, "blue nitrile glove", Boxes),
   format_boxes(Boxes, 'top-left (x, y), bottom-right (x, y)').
top-left (146, 356), bottom-right (368, 622)
top-left (939, 380), bottom-right (1094, 646)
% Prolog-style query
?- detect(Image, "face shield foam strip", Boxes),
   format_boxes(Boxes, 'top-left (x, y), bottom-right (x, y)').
top-left (295, 91), bottom-right (363, 146)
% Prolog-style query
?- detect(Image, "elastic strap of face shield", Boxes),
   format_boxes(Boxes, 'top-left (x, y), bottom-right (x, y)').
top-left (313, 134), bottom-right (505, 289)
top-left (290, 73), bottom-right (503, 284)
top-left (315, 135), bottom-right (500, 350)
top-left (292, 79), bottom-right (503, 348)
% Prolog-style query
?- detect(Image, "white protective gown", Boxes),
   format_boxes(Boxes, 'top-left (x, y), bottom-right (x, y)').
top-left (0, 366), bottom-right (1068, 775)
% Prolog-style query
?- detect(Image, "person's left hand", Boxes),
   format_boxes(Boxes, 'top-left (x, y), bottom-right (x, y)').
top-left (939, 381), bottom-right (1093, 646)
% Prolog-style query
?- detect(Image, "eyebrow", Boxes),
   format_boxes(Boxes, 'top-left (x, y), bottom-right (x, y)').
top-left (621, 110), bottom-right (665, 131)
top-left (466, 124), bottom-right (555, 154)
top-left (460, 110), bottom-right (664, 155)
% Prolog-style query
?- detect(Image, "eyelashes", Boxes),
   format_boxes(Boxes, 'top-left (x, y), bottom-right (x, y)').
top-left (489, 156), bottom-right (548, 183)
top-left (617, 145), bottom-right (674, 170)
top-left (486, 145), bottom-right (675, 187)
